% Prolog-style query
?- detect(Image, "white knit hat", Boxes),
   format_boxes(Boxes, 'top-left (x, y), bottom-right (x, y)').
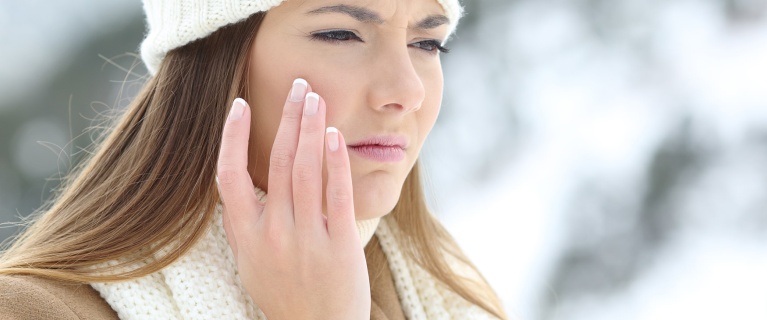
top-left (140, 0), bottom-right (464, 74)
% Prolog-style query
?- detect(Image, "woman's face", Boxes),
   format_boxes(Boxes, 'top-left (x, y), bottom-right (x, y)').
top-left (247, 0), bottom-right (449, 220)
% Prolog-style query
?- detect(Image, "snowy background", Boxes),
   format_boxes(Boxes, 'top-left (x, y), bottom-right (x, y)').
top-left (2, 0), bottom-right (767, 319)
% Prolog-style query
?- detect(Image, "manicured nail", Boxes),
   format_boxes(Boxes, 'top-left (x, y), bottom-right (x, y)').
top-left (289, 78), bottom-right (308, 102)
top-left (304, 92), bottom-right (319, 116)
top-left (229, 98), bottom-right (246, 121)
top-left (326, 127), bottom-right (339, 151)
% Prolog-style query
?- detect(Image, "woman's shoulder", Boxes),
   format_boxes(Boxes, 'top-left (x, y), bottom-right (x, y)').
top-left (0, 275), bottom-right (118, 320)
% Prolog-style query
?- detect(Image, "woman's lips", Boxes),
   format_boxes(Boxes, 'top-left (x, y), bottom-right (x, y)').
top-left (347, 135), bottom-right (408, 162)
top-left (347, 145), bottom-right (405, 162)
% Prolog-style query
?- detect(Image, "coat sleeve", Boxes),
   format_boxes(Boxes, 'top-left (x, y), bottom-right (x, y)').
top-left (0, 275), bottom-right (118, 320)
top-left (0, 275), bottom-right (82, 319)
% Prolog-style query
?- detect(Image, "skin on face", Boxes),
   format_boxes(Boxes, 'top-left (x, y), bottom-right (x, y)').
top-left (246, 0), bottom-right (449, 220)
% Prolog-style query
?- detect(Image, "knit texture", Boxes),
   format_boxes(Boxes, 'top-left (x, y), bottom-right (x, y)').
top-left (140, 0), bottom-right (464, 74)
top-left (90, 190), bottom-right (496, 319)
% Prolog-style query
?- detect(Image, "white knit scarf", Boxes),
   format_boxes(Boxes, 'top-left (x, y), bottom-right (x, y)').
top-left (91, 191), bottom-right (496, 319)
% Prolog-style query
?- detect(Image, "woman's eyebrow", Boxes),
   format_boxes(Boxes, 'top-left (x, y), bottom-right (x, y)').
top-left (306, 5), bottom-right (450, 29)
top-left (412, 14), bottom-right (450, 30)
top-left (306, 5), bottom-right (384, 24)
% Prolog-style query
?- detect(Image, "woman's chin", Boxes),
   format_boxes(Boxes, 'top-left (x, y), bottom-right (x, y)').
top-left (351, 177), bottom-right (403, 220)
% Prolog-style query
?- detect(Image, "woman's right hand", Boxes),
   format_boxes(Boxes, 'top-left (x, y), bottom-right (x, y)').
top-left (216, 79), bottom-right (371, 320)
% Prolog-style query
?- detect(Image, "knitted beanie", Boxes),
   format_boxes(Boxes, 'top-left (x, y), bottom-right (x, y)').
top-left (140, 0), bottom-right (464, 74)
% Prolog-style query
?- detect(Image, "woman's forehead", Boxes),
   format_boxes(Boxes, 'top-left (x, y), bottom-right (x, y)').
top-left (277, 0), bottom-right (448, 22)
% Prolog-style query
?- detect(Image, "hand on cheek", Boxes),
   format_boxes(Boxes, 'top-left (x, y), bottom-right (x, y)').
top-left (216, 79), bottom-right (370, 320)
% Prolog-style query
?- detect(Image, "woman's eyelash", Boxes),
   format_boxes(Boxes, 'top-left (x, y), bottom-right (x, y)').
top-left (410, 40), bottom-right (450, 54)
top-left (310, 30), bottom-right (450, 54)
top-left (310, 30), bottom-right (363, 43)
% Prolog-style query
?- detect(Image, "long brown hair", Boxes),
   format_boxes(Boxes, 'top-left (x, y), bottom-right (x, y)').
top-left (0, 13), bottom-right (507, 319)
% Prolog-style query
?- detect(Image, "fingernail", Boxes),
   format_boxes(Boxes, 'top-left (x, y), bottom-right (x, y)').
top-left (326, 127), bottom-right (339, 151)
top-left (304, 92), bottom-right (319, 116)
top-left (289, 78), bottom-right (308, 102)
top-left (229, 98), bottom-right (246, 121)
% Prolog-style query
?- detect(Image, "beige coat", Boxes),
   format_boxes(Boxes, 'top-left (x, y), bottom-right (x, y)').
top-left (0, 240), bottom-right (405, 320)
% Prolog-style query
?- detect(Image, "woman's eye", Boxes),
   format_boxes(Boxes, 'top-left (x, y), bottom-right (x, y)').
top-left (310, 31), bottom-right (449, 55)
top-left (311, 30), bottom-right (363, 43)
top-left (410, 40), bottom-right (450, 54)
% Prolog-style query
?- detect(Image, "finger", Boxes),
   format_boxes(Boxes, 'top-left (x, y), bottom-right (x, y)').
top-left (222, 207), bottom-right (238, 262)
top-left (324, 127), bottom-right (357, 240)
top-left (217, 98), bottom-right (262, 232)
top-left (266, 78), bottom-right (310, 227)
top-left (292, 92), bottom-right (326, 235)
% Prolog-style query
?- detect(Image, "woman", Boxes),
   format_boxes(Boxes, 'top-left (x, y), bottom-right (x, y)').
top-left (0, 0), bottom-right (507, 319)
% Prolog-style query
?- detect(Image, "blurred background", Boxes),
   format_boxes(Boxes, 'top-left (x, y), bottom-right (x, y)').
top-left (2, 0), bottom-right (767, 319)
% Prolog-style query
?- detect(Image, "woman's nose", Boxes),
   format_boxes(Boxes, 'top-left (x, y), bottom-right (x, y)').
top-left (365, 47), bottom-right (426, 114)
